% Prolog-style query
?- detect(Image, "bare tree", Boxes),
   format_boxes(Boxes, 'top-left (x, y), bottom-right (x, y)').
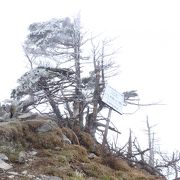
top-left (11, 67), bottom-right (76, 123)
top-left (146, 115), bottom-right (155, 167)
top-left (23, 17), bottom-right (85, 125)
top-left (156, 151), bottom-right (180, 179)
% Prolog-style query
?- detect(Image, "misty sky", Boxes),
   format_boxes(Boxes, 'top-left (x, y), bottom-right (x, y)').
top-left (0, 0), bottom-right (180, 152)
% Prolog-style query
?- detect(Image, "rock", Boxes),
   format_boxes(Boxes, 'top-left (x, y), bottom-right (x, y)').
top-left (0, 153), bottom-right (9, 161)
top-left (28, 150), bottom-right (37, 156)
top-left (1, 113), bottom-right (11, 121)
top-left (86, 177), bottom-right (96, 180)
top-left (18, 151), bottom-right (27, 163)
top-left (36, 120), bottom-right (57, 133)
top-left (27, 174), bottom-right (36, 178)
top-left (18, 112), bottom-right (37, 120)
top-left (88, 153), bottom-right (97, 159)
top-left (38, 175), bottom-right (62, 180)
top-left (21, 170), bottom-right (28, 175)
top-left (62, 134), bottom-right (71, 144)
top-left (8, 171), bottom-right (19, 175)
top-left (8, 175), bottom-right (15, 179)
top-left (0, 159), bottom-right (13, 170)
top-left (0, 117), bottom-right (4, 122)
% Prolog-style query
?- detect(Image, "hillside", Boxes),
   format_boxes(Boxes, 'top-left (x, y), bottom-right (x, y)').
top-left (0, 118), bottom-right (166, 180)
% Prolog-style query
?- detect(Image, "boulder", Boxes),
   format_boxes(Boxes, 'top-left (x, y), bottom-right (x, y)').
top-left (62, 134), bottom-right (71, 144)
top-left (36, 120), bottom-right (57, 133)
top-left (21, 170), bottom-right (28, 175)
top-left (18, 112), bottom-right (37, 120)
top-left (0, 153), bottom-right (9, 161)
top-left (88, 153), bottom-right (97, 159)
top-left (0, 159), bottom-right (13, 170)
top-left (39, 175), bottom-right (62, 180)
top-left (18, 151), bottom-right (27, 164)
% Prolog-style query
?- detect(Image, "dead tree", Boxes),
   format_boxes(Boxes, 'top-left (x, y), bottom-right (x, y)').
top-left (83, 38), bottom-right (119, 138)
top-left (146, 116), bottom-right (155, 167)
top-left (156, 151), bottom-right (180, 179)
top-left (11, 67), bottom-right (76, 123)
top-left (127, 129), bottom-right (133, 159)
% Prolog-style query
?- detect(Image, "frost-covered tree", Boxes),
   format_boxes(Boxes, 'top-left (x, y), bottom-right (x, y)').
top-left (12, 16), bottom-right (140, 137)
top-left (12, 16), bottom-right (129, 137)
top-left (11, 66), bottom-right (75, 124)
top-left (22, 17), bottom-right (86, 127)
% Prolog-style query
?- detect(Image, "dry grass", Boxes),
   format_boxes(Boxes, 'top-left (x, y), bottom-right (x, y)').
top-left (62, 127), bottom-right (80, 145)
top-left (60, 144), bottom-right (90, 163)
top-left (0, 119), bottom-right (64, 148)
top-left (77, 131), bottom-right (98, 153)
top-left (0, 119), bottom-right (165, 180)
top-left (102, 154), bottom-right (131, 172)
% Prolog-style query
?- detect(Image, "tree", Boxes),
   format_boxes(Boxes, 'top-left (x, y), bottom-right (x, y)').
top-left (12, 16), bottom-right (121, 139)
top-left (2, 15), bottom-right (178, 179)
top-left (146, 115), bottom-right (155, 167)
top-left (23, 17), bottom-right (84, 126)
top-left (11, 66), bottom-right (76, 124)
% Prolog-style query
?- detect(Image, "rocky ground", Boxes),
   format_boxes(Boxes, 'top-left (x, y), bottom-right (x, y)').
top-left (0, 118), bottom-right (166, 180)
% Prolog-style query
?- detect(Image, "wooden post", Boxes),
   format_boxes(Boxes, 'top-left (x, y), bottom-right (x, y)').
top-left (102, 108), bottom-right (112, 146)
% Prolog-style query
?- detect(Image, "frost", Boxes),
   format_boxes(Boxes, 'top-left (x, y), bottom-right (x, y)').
top-left (24, 17), bottom-right (79, 58)
top-left (12, 67), bottom-right (75, 103)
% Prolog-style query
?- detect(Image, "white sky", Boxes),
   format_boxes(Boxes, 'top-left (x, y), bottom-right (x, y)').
top-left (0, 0), bottom-right (180, 152)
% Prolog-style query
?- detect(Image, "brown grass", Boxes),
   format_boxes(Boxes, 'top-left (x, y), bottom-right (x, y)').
top-left (61, 144), bottom-right (90, 163)
top-left (77, 131), bottom-right (97, 153)
top-left (102, 154), bottom-right (131, 172)
top-left (0, 119), bottom-right (64, 149)
top-left (61, 127), bottom-right (80, 145)
top-left (0, 119), bottom-right (165, 180)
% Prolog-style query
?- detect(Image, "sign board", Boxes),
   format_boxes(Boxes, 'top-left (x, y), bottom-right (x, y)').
top-left (102, 85), bottom-right (124, 114)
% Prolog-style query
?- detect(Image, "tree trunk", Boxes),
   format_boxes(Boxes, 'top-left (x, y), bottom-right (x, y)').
top-left (102, 108), bottom-right (112, 146)
top-left (73, 17), bottom-right (84, 129)
top-left (147, 116), bottom-right (155, 167)
top-left (47, 95), bottom-right (62, 121)
top-left (40, 77), bottom-right (62, 123)
top-left (127, 129), bottom-right (133, 158)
